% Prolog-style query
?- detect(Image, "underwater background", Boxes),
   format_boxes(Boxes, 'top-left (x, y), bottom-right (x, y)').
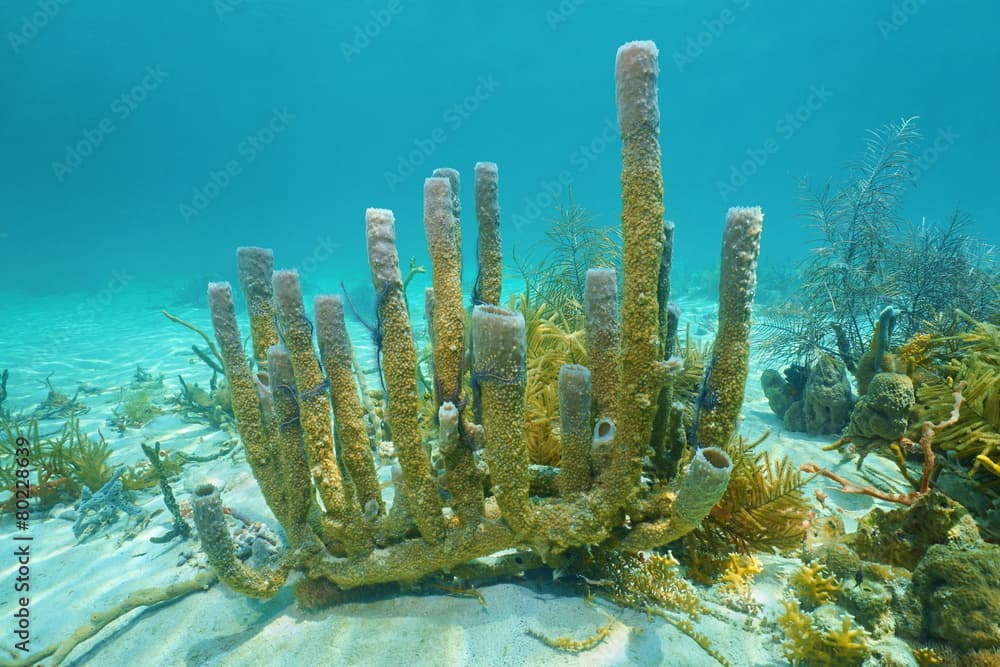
top-left (3, 2), bottom-right (1000, 667)
top-left (1, 0), bottom-right (998, 296)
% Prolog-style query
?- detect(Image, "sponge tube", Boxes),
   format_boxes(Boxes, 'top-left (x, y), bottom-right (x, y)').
top-left (615, 40), bottom-right (666, 493)
top-left (474, 162), bottom-right (503, 306)
top-left (557, 364), bottom-right (593, 495)
top-left (472, 305), bottom-right (531, 534)
top-left (314, 295), bottom-right (383, 519)
top-left (438, 400), bottom-right (484, 525)
top-left (618, 446), bottom-right (733, 551)
top-left (366, 207), bottom-right (446, 543)
top-left (265, 344), bottom-right (313, 542)
top-left (236, 247), bottom-right (279, 366)
top-left (696, 206), bottom-right (763, 448)
top-left (424, 176), bottom-right (465, 406)
top-left (273, 270), bottom-right (371, 553)
top-left (584, 268), bottom-right (621, 422)
top-left (191, 481), bottom-right (286, 598)
top-left (208, 281), bottom-right (287, 532)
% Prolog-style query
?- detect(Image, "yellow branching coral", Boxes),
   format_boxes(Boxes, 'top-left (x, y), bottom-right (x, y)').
top-left (776, 600), bottom-right (870, 667)
top-left (527, 613), bottom-right (617, 653)
top-left (591, 550), bottom-right (730, 666)
top-left (822, 616), bottom-right (870, 665)
top-left (644, 609), bottom-right (732, 667)
top-left (791, 561), bottom-right (841, 608)
top-left (911, 647), bottom-right (943, 666)
top-left (603, 550), bottom-right (706, 616)
top-left (717, 552), bottom-right (763, 605)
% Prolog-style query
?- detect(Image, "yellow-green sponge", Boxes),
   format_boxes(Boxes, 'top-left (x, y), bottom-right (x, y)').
top-left (424, 176), bottom-right (465, 406)
top-left (474, 161), bottom-right (503, 306)
top-left (696, 206), bottom-right (763, 449)
top-left (191, 481), bottom-right (286, 598)
top-left (472, 304), bottom-right (532, 535)
top-left (616, 40), bottom-right (666, 494)
top-left (236, 247), bottom-right (279, 367)
top-left (366, 207), bottom-right (446, 544)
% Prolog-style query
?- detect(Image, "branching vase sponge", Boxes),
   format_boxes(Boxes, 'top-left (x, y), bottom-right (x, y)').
top-left (194, 40), bottom-right (760, 601)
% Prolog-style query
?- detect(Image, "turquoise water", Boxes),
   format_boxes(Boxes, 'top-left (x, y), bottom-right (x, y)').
top-left (2, 1), bottom-right (997, 294)
top-left (2, 4), bottom-right (999, 666)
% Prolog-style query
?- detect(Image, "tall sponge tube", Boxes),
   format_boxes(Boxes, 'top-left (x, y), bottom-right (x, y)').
top-left (616, 40), bottom-right (666, 493)
top-left (696, 206), bottom-right (764, 449)
top-left (424, 176), bottom-right (465, 406)
top-left (474, 161), bottom-right (502, 306)
top-left (367, 207), bottom-right (446, 543)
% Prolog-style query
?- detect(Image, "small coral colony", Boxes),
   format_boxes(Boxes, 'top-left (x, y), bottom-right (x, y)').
top-left (3, 40), bottom-right (999, 667)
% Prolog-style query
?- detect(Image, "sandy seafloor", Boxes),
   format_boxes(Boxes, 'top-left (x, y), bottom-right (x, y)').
top-left (0, 277), bottom-right (921, 667)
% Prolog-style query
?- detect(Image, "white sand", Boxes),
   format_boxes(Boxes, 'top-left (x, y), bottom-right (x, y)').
top-left (0, 283), bottom-right (910, 667)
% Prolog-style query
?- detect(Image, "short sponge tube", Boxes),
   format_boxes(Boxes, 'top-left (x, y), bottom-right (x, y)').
top-left (616, 445), bottom-right (733, 552)
top-left (673, 446), bottom-right (733, 527)
top-left (472, 305), bottom-right (531, 533)
top-left (557, 363), bottom-right (593, 495)
top-left (191, 480), bottom-right (285, 598)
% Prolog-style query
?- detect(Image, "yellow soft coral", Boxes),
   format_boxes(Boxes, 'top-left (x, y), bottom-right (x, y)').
top-left (515, 298), bottom-right (588, 465)
top-left (896, 332), bottom-right (934, 377)
top-left (604, 551), bottom-right (706, 617)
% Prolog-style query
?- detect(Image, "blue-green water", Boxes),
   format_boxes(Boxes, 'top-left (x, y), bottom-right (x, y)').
top-left (1, 1), bottom-right (997, 295)
top-left (2, 4), bottom-right (1000, 665)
